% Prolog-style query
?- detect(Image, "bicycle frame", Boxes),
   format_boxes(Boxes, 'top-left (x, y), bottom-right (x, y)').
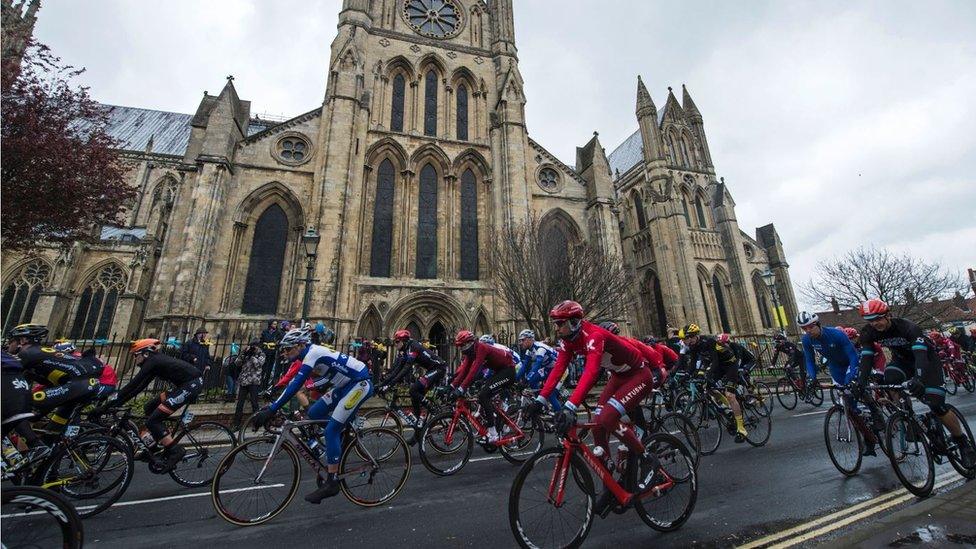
top-left (547, 423), bottom-right (674, 508)
top-left (445, 397), bottom-right (525, 447)
top-left (255, 419), bottom-right (377, 485)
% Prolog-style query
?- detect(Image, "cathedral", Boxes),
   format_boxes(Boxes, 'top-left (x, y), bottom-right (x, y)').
top-left (1, 0), bottom-right (799, 352)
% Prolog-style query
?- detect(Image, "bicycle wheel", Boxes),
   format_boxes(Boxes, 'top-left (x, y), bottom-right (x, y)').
top-left (962, 370), bottom-right (975, 393)
top-left (211, 438), bottom-right (301, 526)
top-left (942, 405), bottom-right (976, 479)
top-left (884, 412), bottom-right (935, 497)
top-left (500, 413), bottom-right (545, 465)
top-left (674, 390), bottom-right (703, 428)
top-left (808, 383), bottom-right (825, 407)
top-left (41, 433), bottom-right (133, 519)
top-left (743, 402), bottom-right (772, 447)
top-left (238, 410), bottom-right (285, 460)
top-left (508, 447), bottom-right (594, 549)
top-left (634, 432), bottom-right (697, 532)
top-left (696, 403), bottom-right (723, 456)
top-left (339, 427), bottom-right (410, 506)
top-left (170, 421), bottom-right (237, 487)
top-left (944, 372), bottom-right (957, 396)
top-left (418, 411), bottom-right (473, 476)
top-left (750, 381), bottom-right (773, 417)
top-left (361, 407), bottom-right (405, 437)
top-left (823, 405), bottom-right (862, 476)
top-left (653, 411), bottom-right (700, 468)
top-left (2, 485), bottom-right (84, 549)
top-left (829, 386), bottom-right (841, 406)
top-left (776, 378), bottom-right (797, 410)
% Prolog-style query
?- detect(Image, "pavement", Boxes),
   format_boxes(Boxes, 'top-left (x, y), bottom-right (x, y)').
top-left (6, 388), bottom-right (975, 548)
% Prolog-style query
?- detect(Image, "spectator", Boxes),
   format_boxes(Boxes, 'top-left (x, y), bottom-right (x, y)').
top-left (181, 328), bottom-right (211, 375)
top-left (221, 342), bottom-right (241, 403)
top-left (232, 340), bottom-right (266, 430)
top-left (260, 320), bottom-right (281, 387)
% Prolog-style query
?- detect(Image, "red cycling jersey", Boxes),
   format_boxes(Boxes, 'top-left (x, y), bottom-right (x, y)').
top-left (541, 320), bottom-right (646, 407)
top-left (653, 342), bottom-right (680, 369)
top-left (452, 341), bottom-right (516, 389)
top-left (626, 337), bottom-right (667, 382)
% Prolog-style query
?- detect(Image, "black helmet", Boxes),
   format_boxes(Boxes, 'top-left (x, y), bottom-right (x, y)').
top-left (599, 321), bottom-right (620, 335)
top-left (642, 336), bottom-right (658, 346)
top-left (7, 324), bottom-right (49, 343)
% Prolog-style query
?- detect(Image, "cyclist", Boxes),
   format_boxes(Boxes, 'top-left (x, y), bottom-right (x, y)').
top-left (718, 333), bottom-right (757, 386)
top-left (53, 342), bottom-right (117, 399)
top-left (251, 327), bottom-right (373, 504)
top-left (93, 338), bottom-right (203, 471)
top-left (843, 326), bottom-right (885, 376)
top-left (681, 323), bottom-right (748, 442)
top-left (516, 329), bottom-right (564, 412)
top-left (376, 329), bottom-right (447, 433)
top-left (1, 347), bottom-right (47, 460)
top-left (599, 322), bottom-right (667, 387)
top-left (949, 326), bottom-right (974, 353)
top-left (450, 330), bottom-right (519, 443)
top-left (771, 333), bottom-right (807, 388)
top-left (856, 299), bottom-right (976, 468)
top-left (8, 324), bottom-right (102, 432)
top-left (929, 331), bottom-right (961, 363)
top-left (796, 312), bottom-right (878, 455)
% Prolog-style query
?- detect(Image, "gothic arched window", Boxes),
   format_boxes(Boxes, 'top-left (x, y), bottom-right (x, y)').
top-left (416, 163), bottom-right (438, 278)
top-left (713, 273), bottom-right (732, 333)
top-left (698, 275), bottom-right (713, 333)
top-left (695, 194), bottom-right (708, 228)
top-left (423, 70), bottom-right (438, 137)
top-left (2, 261), bottom-right (51, 333)
top-left (391, 73), bottom-right (405, 132)
top-left (680, 138), bottom-right (692, 168)
top-left (370, 159), bottom-right (396, 277)
top-left (456, 84), bottom-right (469, 141)
top-left (70, 264), bottom-right (126, 339)
top-left (667, 134), bottom-right (679, 165)
top-left (681, 196), bottom-right (692, 227)
top-left (459, 168), bottom-right (479, 280)
top-left (633, 193), bottom-right (647, 231)
top-left (242, 204), bottom-right (288, 314)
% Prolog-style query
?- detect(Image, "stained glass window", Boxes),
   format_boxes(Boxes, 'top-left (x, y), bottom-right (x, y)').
top-left (70, 264), bottom-right (126, 339)
top-left (416, 164), bottom-right (438, 278)
top-left (242, 204), bottom-right (288, 314)
top-left (424, 70), bottom-right (438, 137)
top-left (370, 160), bottom-right (396, 277)
top-left (456, 84), bottom-right (468, 141)
top-left (459, 169), bottom-right (478, 280)
top-left (1, 261), bottom-right (51, 333)
top-left (391, 74), bottom-right (405, 132)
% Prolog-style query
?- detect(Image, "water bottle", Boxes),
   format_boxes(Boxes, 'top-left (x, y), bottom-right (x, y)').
top-left (616, 444), bottom-right (630, 473)
top-left (2, 439), bottom-right (23, 468)
top-left (308, 437), bottom-right (325, 459)
top-left (140, 431), bottom-right (155, 449)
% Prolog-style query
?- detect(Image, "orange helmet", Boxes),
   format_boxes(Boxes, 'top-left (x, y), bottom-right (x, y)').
top-left (130, 338), bottom-right (160, 355)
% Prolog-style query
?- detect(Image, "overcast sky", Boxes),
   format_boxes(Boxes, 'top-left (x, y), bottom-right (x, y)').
top-left (32, 1), bottom-right (976, 309)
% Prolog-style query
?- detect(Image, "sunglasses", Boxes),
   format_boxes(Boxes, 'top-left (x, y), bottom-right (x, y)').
top-left (553, 319), bottom-right (569, 327)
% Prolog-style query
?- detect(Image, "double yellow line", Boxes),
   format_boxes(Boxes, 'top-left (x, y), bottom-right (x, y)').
top-left (738, 471), bottom-right (963, 549)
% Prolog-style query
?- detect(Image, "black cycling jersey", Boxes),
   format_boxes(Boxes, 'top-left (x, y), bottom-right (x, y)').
top-left (113, 352), bottom-right (202, 407)
top-left (772, 340), bottom-right (804, 367)
top-left (17, 345), bottom-right (102, 385)
top-left (858, 317), bottom-right (940, 384)
top-left (729, 341), bottom-right (755, 365)
top-left (685, 336), bottom-right (738, 382)
top-left (381, 340), bottom-right (446, 386)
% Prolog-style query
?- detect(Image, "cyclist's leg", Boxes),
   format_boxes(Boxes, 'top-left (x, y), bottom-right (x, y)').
top-left (151, 377), bottom-right (203, 467)
top-left (478, 368), bottom-right (515, 434)
top-left (305, 379), bottom-right (373, 504)
top-left (408, 379), bottom-right (426, 418)
top-left (32, 377), bottom-right (97, 431)
top-left (594, 367), bottom-right (652, 456)
top-left (2, 371), bottom-right (43, 447)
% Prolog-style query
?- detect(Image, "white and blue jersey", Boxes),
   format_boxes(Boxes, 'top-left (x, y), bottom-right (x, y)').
top-left (518, 342), bottom-right (557, 385)
top-left (801, 327), bottom-right (860, 385)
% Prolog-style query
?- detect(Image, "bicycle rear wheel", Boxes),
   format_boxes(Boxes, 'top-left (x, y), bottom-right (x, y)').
top-left (238, 410), bottom-right (285, 459)
top-left (884, 412), bottom-right (935, 497)
top-left (944, 372), bottom-right (958, 395)
top-left (824, 405), bottom-right (862, 476)
top-left (651, 411), bottom-right (700, 468)
top-left (743, 402), bottom-right (772, 447)
top-left (750, 381), bottom-right (773, 417)
top-left (962, 370), bottom-right (975, 393)
top-left (361, 407), bottom-right (405, 436)
top-left (211, 438), bottom-right (300, 526)
top-left (808, 383), bottom-right (825, 407)
top-left (41, 433), bottom-right (133, 519)
top-left (634, 432), bottom-right (697, 532)
top-left (696, 403), bottom-right (723, 456)
top-left (339, 427), bottom-right (410, 506)
top-left (2, 485), bottom-right (84, 549)
top-left (418, 411), bottom-right (473, 476)
top-left (942, 405), bottom-right (976, 479)
top-left (170, 421), bottom-right (236, 487)
top-left (508, 447), bottom-right (594, 549)
top-left (776, 378), bottom-right (797, 410)
top-left (500, 413), bottom-right (545, 465)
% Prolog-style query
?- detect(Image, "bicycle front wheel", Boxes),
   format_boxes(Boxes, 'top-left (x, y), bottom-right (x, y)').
top-left (751, 381), bottom-right (774, 417)
top-left (696, 403), bottom-right (723, 456)
top-left (509, 447), bottom-right (594, 549)
top-left (41, 433), bottom-right (133, 519)
top-left (776, 378), bottom-right (797, 410)
top-left (2, 485), bottom-right (84, 549)
top-left (743, 402), bottom-right (772, 447)
top-left (885, 412), bottom-right (935, 497)
top-left (942, 405), bottom-right (976, 479)
top-left (652, 411), bottom-right (700, 468)
top-left (211, 438), bottom-right (300, 526)
top-left (944, 372), bottom-right (957, 395)
top-left (500, 414), bottom-right (545, 465)
top-left (635, 432), bottom-right (698, 532)
top-left (418, 411), bottom-right (473, 476)
top-left (170, 421), bottom-right (237, 487)
top-left (824, 405), bottom-right (862, 476)
top-left (339, 427), bottom-right (410, 506)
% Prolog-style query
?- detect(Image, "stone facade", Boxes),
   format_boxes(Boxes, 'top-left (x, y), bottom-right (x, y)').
top-left (1, 0), bottom-right (798, 347)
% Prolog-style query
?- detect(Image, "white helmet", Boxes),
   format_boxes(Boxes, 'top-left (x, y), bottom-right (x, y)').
top-left (479, 334), bottom-right (495, 345)
top-left (279, 327), bottom-right (312, 349)
top-left (518, 329), bottom-right (535, 341)
top-left (795, 311), bottom-right (819, 327)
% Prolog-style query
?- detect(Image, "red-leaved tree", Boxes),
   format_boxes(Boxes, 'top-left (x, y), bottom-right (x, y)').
top-left (2, 41), bottom-right (134, 250)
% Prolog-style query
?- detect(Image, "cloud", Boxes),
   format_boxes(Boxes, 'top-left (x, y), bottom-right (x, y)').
top-left (32, 1), bottom-right (976, 310)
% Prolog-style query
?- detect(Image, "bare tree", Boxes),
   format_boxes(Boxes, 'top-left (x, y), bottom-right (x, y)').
top-left (489, 214), bottom-right (633, 341)
top-left (802, 246), bottom-right (968, 327)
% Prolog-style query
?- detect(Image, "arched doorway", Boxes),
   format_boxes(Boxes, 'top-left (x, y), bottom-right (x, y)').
top-left (428, 321), bottom-right (448, 361)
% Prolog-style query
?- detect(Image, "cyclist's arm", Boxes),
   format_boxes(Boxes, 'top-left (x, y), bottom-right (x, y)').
top-left (539, 349), bottom-right (571, 400)
top-left (837, 331), bottom-right (860, 384)
top-left (269, 363), bottom-right (312, 411)
top-left (113, 363), bottom-right (153, 407)
top-left (857, 336), bottom-right (877, 385)
top-left (567, 339), bottom-right (605, 407)
top-left (801, 336), bottom-right (818, 380)
top-left (380, 354), bottom-right (410, 386)
top-left (771, 348), bottom-right (782, 366)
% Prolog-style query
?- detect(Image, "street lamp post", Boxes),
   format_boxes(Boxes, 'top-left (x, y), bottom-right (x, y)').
top-left (300, 226), bottom-right (320, 323)
top-left (761, 269), bottom-right (782, 331)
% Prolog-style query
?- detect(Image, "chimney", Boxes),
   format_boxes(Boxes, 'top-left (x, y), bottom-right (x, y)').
top-left (904, 289), bottom-right (917, 305)
top-left (830, 297), bottom-right (840, 313)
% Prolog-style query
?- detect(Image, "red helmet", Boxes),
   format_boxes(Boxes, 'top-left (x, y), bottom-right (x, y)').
top-left (454, 330), bottom-right (476, 347)
top-left (842, 327), bottom-right (860, 341)
top-left (928, 330), bottom-right (944, 342)
top-left (716, 333), bottom-right (731, 345)
top-left (394, 329), bottom-right (411, 341)
top-left (859, 299), bottom-right (889, 320)
top-left (549, 300), bottom-right (584, 320)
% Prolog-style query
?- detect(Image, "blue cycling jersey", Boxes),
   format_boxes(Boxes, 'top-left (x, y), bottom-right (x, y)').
top-left (270, 344), bottom-right (371, 412)
top-left (517, 342), bottom-right (557, 382)
top-left (801, 326), bottom-right (860, 385)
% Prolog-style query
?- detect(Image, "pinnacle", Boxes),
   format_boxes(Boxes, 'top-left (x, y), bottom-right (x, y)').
top-left (636, 75), bottom-right (656, 114)
top-left (682, 83), bottom-right (701, 116)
